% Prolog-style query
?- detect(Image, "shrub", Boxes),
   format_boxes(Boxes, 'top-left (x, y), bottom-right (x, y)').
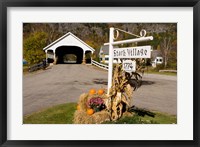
top-left (23, 32), bottom-right (48, 65)
top-left (154, 64), bottom-right (165, 71)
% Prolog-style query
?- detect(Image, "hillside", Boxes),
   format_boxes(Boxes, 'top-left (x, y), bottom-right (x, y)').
top-left (23, 23), bottom-right (177, 67)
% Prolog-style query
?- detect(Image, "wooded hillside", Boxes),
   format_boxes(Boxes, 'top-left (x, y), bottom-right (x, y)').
top-left (23, 23), bottom-right (177, 68)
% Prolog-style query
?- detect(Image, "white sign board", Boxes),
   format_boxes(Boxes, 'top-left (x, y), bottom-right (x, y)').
top-left (123, 60), bottom-right (136, 73)
top-left (113, 45), bottom-right (151, 58)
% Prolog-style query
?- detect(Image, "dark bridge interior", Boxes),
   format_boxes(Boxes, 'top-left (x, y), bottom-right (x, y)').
top-left (56, 46), bottom-right (83, 64)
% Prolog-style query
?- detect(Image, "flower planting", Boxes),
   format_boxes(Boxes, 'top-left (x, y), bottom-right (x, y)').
top-left (87, 97), bottom-right (105, 112)
top-left (73, 89), bottom-right (111, 124)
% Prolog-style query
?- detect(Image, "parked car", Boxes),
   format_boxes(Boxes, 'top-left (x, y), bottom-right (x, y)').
top-left (151, 57), bottom-right (163, 68)
top-left (23, 59), bottom-right (28, 65)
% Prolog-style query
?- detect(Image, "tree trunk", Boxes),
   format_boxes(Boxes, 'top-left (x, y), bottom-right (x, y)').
top-left (164, 55), bottom-right (167, 68)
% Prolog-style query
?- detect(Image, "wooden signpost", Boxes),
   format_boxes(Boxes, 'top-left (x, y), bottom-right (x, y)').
top-left (122, 60), bottom-right (136, 73)
top-left (113, 46), bottom-right (151, 59)
top-left (105, 27), bottom-right (153, 94)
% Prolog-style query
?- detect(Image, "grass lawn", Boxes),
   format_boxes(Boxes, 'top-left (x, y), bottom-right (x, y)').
top-left (24, 103), bottom-right (76, 124)
top-left (103, 112), bottom-right (176, 124)
top-left (23, 65), bottom-right (29, 73)
top-left (145, 71), bottom-right (177, 76)
top-left (23, 103), bottom-right (177, 124)
top-left (144, 67), bottom-right (177, 76)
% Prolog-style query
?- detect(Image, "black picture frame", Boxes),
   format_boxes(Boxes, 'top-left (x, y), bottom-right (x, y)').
top-left (0, 0), bottom-right (199, 146)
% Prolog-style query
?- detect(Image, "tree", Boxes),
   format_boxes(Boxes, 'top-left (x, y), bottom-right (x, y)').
top-left (159, 24), bottom-right (177, 68)
top-left (23, 23), bottom-right (177, 67)
top-left (160, 37), bottom-right (172, 68)
top-left (23, 32), bottom-right (48, 65)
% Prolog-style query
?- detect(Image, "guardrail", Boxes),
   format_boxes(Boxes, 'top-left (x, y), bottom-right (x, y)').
top-left (91, 59), bottom-right (109, 71)
top-left (29, 61), bottom-right (49, 72)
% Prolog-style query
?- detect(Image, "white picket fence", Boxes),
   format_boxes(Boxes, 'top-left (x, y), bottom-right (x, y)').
top-left (91, 59), bottom-right (108, 70)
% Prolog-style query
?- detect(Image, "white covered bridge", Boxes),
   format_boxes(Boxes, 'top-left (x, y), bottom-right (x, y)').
top-left (43, 32), bottom-right (95, 64)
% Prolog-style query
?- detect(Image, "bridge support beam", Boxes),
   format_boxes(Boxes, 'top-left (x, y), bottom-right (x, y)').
top-left (53, 51), bottom-right (57, 65)
top-left (82, 51), bottom-right (86, 64)
top-left (45, 50), bottom-right (48, 63)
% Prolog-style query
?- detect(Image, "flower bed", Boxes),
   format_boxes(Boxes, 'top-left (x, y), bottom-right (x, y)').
top-left (73, 91), bottom-right (111, 124)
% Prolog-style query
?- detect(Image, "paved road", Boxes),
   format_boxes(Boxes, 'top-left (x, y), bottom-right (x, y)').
top-left (133, 73), bottom-right (177, 115)
top-left (23, 64), bottom-right (177, 116)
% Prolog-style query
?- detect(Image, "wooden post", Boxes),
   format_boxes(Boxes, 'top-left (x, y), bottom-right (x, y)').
top-left (106, 28), bottom-right (153, 95)
top-left (107, 27), bottom-right (114, 95)
top-left (82, 51), bottom-right (86, 64)
top-left (53, 51), bottom-right (57, 65)
top-left (45, 50), bottom-right (48, 63)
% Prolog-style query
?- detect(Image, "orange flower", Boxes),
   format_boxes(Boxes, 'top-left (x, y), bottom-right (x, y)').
top-left (98, 89), bottom-right (104, 95)
top-left (87, 109), bottom-right (94, 115)
top-left (89, 89), bottom-right (96, 95)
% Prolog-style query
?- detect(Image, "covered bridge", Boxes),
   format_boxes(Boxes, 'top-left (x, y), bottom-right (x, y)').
top-left (43, 32), bottom-right (95, 64)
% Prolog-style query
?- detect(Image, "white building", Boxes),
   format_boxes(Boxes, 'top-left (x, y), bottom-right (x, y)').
top-left (151, 50), bottom-right (163, 67)
top-left (99, 45), bottom-right (120, 64)
top-left (43, 32), bottom-right (95, 64)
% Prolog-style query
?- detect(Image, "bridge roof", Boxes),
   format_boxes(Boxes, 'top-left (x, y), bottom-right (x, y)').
top-left (43, 32), bottom-right (95, 52)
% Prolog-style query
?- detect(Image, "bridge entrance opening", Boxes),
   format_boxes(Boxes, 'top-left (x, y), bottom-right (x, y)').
top-left (85, 51), bottom-right (92, 64)
top-left (56, 46), bottom-right (83, 64)
top-left (63, 54), bottom-right (77, 63)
